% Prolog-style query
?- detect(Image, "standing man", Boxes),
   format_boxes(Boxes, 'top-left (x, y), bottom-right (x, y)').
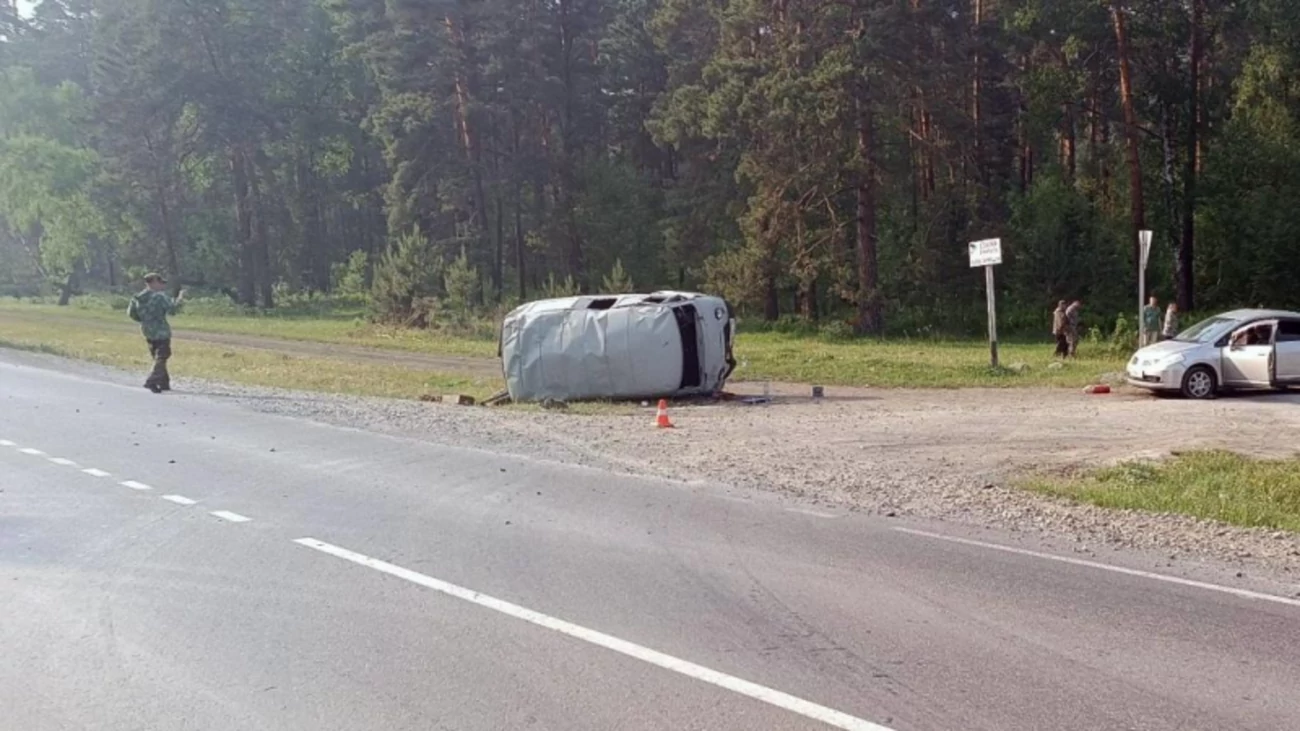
top-left (127, 273), bottom-right (184, 393)
top-left (1141, 295), bottom-right (1161, 347)
top-left (1051, 300), bottom-right (1070, 358)
top-left (1162, 302), bottom-right (1180, 341)
top-left (1065, 300), bottom-right (1083, 357)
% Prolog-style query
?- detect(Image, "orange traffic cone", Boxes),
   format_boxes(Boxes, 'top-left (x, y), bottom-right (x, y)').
top-left (655, 399), bottom-right (674, 429)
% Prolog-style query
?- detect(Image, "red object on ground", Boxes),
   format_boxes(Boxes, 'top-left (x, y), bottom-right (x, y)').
top-left (655, 399), bottom-right (675, 428)
top-left (1084, 384), bottom-right (1112, 395)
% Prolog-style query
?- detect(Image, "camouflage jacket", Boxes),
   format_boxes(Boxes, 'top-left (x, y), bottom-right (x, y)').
top-left (128, 289), bottom-right (181, 341)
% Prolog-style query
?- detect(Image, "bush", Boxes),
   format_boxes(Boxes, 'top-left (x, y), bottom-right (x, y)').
top-left (371, 226), bottom-right (443, 326)
top-left (331, 250), bottom-right (369, 297)
top-left (443, 250), bottom-right (480, 316)
top-left (542, 272), bottom-right (580, 298)
top-left (600, 258), bottom-right (634, 293)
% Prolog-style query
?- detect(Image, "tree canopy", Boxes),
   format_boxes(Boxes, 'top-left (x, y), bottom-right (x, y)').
top-left (2, 0), bottom-right (1297, 332)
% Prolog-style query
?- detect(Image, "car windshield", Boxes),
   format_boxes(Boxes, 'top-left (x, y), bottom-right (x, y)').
top-left (1175, 316), bottom-right (1235, 343)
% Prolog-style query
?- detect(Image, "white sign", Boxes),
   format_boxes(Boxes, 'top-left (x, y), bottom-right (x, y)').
top-left (969, 238), bottom-right (1003, 268)
top-left (1139, 230), bottom-right (1152, 271)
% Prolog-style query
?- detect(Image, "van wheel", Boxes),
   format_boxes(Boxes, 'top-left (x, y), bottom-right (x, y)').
top-left (1181, 366), bottom-right (1218, 400)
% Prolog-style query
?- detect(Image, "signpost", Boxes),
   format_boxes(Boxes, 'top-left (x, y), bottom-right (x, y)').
top-left (1138, 229), bottom-right (1152, 345)
top-left (969, 238), bottom-right (1003, 368)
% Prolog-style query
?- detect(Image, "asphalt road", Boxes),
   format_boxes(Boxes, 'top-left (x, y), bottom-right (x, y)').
top-left (2, 353), bottom-right (1298, 731)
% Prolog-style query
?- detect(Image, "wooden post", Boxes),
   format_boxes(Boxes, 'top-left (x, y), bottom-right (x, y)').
top-left (985, 265), bottom-right (998, 368)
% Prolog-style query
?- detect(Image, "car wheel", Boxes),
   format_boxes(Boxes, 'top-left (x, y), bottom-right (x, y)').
top-left (1181, 366), bottom-right (1218, 400)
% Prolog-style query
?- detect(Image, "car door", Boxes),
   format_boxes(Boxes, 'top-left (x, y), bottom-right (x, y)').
top-left (1221, 321), bottom-right (1276, 386)
top-left (1275, 320), bottom-right (1300, 383)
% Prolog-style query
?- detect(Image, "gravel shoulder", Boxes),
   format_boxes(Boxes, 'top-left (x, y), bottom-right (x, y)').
top-left (5, 348), bottom-right (1299, 583)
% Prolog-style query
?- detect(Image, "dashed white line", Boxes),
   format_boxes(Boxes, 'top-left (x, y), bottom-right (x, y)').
top-left (81, 468), bottom-right (111, 478)
top-left (893, 527), bottom-right (1300, 609)
top-left (47, 457), bottom-right (78, 466)
top-left (294, 537), bottom-right (893, 731)
top-left (161, 495), bottom-right (198, 506)
top-left (121, 480), bottom-right (153, 491)
top-left (0, 439), bottom-right (15, 447)
top-left (19, 448), bottom-right (46, 456)
top-left (210, 510), bottom-right (251, 523)
top-left (784, 506), bottom-right (840, 519)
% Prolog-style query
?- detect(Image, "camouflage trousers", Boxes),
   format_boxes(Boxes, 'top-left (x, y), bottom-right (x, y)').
top-left (145, 339), bottom-right (171, 389)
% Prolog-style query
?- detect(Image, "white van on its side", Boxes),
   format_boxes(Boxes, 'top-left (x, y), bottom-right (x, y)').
top-left (499, 291), bottom-right (737, 403)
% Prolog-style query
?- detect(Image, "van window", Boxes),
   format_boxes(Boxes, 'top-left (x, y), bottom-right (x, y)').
top-left (1278, 320), bottom-right (1300, 342)
top-left (587, 298), bottom-right (617, 311)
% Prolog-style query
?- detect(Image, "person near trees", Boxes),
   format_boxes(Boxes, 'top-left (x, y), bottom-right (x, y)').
top-left (1051, 300), bottom-right (1070, 358)
top-left (1065, 301), bottom-right (1083, 357)
top-left (127, 273), bottom-right (184, 393)
top-left (1142, 296), bottom-right (1161, 347)
top-left (1162, 303), bottom-right (1180, 341)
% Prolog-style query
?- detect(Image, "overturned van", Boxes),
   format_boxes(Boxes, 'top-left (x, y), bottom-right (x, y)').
top-left (499, 291), bottom-right (737, 402)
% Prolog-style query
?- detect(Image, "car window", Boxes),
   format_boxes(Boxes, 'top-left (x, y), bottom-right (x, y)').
top-left (1175, 317), bottom-right (1234, 343)
top-left (1278, 320), bottom-right (1300, 343)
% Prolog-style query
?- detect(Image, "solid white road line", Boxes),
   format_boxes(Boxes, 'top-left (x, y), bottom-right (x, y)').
top-left (81, 468), bottom-right (111, 478)
top-left (294, 537), bottom-right (894, 731)
top-left (0, 439), bottom-right (15, 447)
top-left (162, 495), bottom-right (197, 506)
top-left (19, 448), bottom-right (46, 456)
top-left (121, 480), bottom-right (153, 491)
top-left (210, 510), bottom-right (251, 523)
top-left (47, 457), bottom-right (78, 466)
top-left (894, 527), bottom-right (1300, 609)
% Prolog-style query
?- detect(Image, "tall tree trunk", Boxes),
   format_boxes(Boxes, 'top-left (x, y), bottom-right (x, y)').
top-left (514, 183), bottom-right (527, 302)
top-left (249, 154), bottom-right (274, 309)
top-left (971, 0), bottom-right (984, 190)
top-left (855, 79), bottom-right (882, 335)
top-left (1112, 2), bottom-right (1146, 266)
top-left (231, 148), bottom-right (255, 306)
top-left (1178, 0), bottom-right (1202, 311)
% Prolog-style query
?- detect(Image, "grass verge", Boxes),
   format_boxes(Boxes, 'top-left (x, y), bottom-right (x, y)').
top-left (1025, 451), bottom-right (1300, 533)
top-left (0, 317), bottom-right (502, 402)
top-left (1, 299), bottom-right (1130, 389)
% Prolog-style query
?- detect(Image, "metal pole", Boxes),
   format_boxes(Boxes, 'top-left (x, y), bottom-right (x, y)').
top-left (986, 265), bottom-right (998, 368)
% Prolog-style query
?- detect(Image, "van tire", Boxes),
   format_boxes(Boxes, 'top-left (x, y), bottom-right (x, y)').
top-left (1181, 366), bottom-right (1218, 400)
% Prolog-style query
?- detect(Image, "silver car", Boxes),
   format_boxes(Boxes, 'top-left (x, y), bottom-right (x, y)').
top-left (1126, 309), bottom-right (1300, 399)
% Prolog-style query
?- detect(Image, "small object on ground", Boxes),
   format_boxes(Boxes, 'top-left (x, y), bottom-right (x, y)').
top-left (655, 399), bottom-right (674, 429)
top-left (418, 394), bottom-right (442, 403)
top-left (1083, 384), bottom-right (1112, 395)
top-left (740, 396), bottom-right (772, 406)
top-left (1048, 361), bottom-right (1065, 370)
top-left (1007, 362), bottom-right (1030, 373)
top-left (541, 398), bottom-right (568, 411)
top-left (481, 390), bottom-right (512, 407)
top-left (448, 394), bottom-right (476, 406)
top-left (812, 386), bottom-right (825, 399)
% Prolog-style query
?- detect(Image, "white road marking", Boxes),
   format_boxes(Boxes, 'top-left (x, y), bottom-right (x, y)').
top-left (19, 448), bottom-right (46, 456)
top-left (0, 439), bottom-right (16, 447)
top-left (82, 468), bottom-right (111, 478)
top-left (161, 495), bottom-right (197, 506)
top-left (121, 480), bottom-right (153, 491)
top-left (784, 507), bottom-right (840, 519)
top-left (210, 510), bottom-right (251, 523)
top-left (894, 527), bottom-right (1300, 609)
top-left (47, 457), bottom-right (78, 466)
top-left (294, 538), bottom-right (893, 731)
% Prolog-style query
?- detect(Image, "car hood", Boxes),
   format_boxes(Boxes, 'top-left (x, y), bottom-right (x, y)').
top-left (1132, 339), bottom-right (1203, 362)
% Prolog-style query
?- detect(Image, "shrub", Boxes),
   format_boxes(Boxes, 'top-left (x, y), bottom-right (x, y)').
top-left (371, 226), bottom-right (443, 326)
top-left (331, 250), bottom-right (369, 297)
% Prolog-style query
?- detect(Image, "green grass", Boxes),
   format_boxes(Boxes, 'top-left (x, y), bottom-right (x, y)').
top-left (733, 332), bottom-right (1127, 388)
top-left (0, 297), bottom-right (1131, 389)
top-left (0, 298), bottom-right (500, 358)
top-left (0, 316), bottom-right (502, 402)
top-left (1025, 451), bottom-right (1300, 533)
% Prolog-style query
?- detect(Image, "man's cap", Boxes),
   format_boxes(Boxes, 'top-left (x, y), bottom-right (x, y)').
top-left (144, 272), bottom-right (167, 284)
